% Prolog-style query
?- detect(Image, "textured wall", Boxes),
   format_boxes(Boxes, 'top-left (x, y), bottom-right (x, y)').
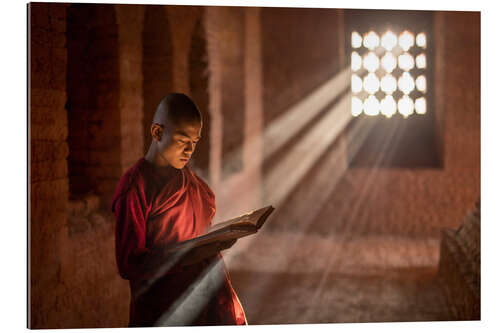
top-left (436, 11), bottom-right (481, 320)
top-left (66, 4), bottom-right (121, 203)
top-left (257, 8), bottom-right (347, 225)
top-left (261, 7), bottom-right (343, 126)
top-left (30, 3), bottom-right (144, 328)
top-left (30, 4), bottom-right (211, 328)
top-left (29, 3), bottom-right (70, 328)
top-left (205, 7), bottom-right (265, 223)
top-left (62, 202), bottom-right (129, 328)
top-left (115, 5), bottom-right (145, 175)
top-left (65, 4), bottom-right (148, 206)
top-left (142, 5), bottom-right (174, 153)
top-left (438, 201), bottom-right (480, 320)
top-left (205, 6), bottom-right (246, 177)
top-left (189, 17), bottom-right (211, 180)
top-left (259, 8), bottom-right (346, 207)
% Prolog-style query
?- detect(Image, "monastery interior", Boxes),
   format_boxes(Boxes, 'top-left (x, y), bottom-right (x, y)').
top-left (29, 3), bottom-right (479, 328)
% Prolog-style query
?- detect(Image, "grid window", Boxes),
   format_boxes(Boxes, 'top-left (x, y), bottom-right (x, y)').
top-left (350, 29), bottom-right (428, 119)
top-left (344, 9), bottom-right (441, 168)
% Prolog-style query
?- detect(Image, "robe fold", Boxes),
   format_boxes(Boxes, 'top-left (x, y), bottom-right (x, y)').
top-left (111, 158), bottom-right (247, 326)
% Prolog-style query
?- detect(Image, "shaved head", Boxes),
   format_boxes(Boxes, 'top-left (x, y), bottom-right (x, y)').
top-left (146, 93), bottom-right (203, 169)
top-left (153, 93), bottom-right (202, 127)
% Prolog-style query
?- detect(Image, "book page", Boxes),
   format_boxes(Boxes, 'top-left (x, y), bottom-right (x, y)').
top-left (208, 206), bottom-right (273, 233)
top-left (167, 205), bottom-right (274, 253)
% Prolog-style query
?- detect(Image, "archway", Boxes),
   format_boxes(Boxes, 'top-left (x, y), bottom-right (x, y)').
top-left (66, 4), bottom-right (120, 199)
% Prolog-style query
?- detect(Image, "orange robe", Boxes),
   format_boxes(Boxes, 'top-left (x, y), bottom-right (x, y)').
top-left (111, 158), bottom-right (246, 326)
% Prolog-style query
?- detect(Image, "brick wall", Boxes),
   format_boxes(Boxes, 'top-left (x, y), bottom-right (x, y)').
top-left (66, 4), bottom-right (121, 205)
top-left (30, 3), bottom-right (211, 328)
top-left (205, 7), bottom-right (265, 222)
top-left (205, 6), bottom-right (246, 178)
top-left (30, 3), bottom-right (144, 328)
top-left (189, 18), bottom-right (211, 181)
top-left (61, 204), bottom-right (129, 328)
top-left (29, 2), bottom-right (70, 328)
top-left (61, 4), bottom-right (144, 328)
top-left (261, 7), bottom-right (343, 126)
top-left (142, 5), bottom-right (174, 154)
top-left (115, 5), bottom-right (145, 175)
top-left (255, 8), bottom-right (348, 227)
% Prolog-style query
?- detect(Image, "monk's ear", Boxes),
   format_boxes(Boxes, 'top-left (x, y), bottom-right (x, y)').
top-left (151, 123), bottom-right (164, 142)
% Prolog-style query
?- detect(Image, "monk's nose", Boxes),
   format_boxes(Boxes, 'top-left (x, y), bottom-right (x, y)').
top-left (185, 142), bottom-right (195, 153)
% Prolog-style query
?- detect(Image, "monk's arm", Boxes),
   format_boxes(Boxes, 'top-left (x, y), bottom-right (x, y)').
top-left (113, 186), bottom-right (184, 280)
top-left (114, 186), bottom-right (234, 280)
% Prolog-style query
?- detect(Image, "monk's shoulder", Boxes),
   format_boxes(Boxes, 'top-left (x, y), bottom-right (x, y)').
top-left (185, 167), bottom-right (215, 198)
top-left (111, 159), bottom-right (147, 207)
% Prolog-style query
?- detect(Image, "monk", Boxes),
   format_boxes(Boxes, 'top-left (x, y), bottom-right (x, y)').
top-left (111, 93), bottom-right (247, 326)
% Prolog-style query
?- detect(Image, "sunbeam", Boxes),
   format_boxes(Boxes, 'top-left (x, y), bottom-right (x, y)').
top-left (263, 93), bottom-right (351, 206)
top-left (263, 67), bottom-right (351, 161)
top-left (224, 103), bottom-right (383, 309)
top-left (154, 259), bottom-right (226, 326)
top-left (299, 115), bottom-right (406, 322)
top-left (212, 66), bottom-right (352, 223)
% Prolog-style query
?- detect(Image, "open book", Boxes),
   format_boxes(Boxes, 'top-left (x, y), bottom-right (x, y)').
top-left (166, 205), bottom-right (275, 253)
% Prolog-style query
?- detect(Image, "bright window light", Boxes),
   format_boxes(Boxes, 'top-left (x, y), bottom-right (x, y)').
top-left (351, 52), bottom-right (362, 71)
top-left (352, 96), bottom-right (363, 116)
top-left (416, 53), bottom-right (426, 69)
top-left (398, 95), bottom-right (414, 118)
top-left (363, 31), bottom-right (380, 50)
top-left (398, 72), bottom-right (415, 95)
top-left (381, 31), bottom-right (398, 51)
top-left (380, 74), bottom-right (397, 94)
top-left (416, 32), bottom-right (426, 48)
top-left (398, 53), bottom-right (415, 71)
top-left (363, 73), bottom-right (380, 94)
top-left (364, 95), bottom-right (380, 116)
top-left (352, 31), bottom-right (362, 48)
top-left (380, 95), bottom-right (397, 118)
top-left (415, 97), bottom-right (426, 114)
top-left (351, 74), bottom-right (363, 93)
top-left (399, 30), bottom-right (414, 51)
top-left (350, 28), bottom-right (429, 119)
top-left (381, 52), bottom-right (397, 73)
top-left (416, 75), bottom-right (427, 92)
top-left (363, 52), bottom-right (380, 72)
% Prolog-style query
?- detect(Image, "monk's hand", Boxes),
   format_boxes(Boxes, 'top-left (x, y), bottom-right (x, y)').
top-left (181, 239), bottom-right (237, 266)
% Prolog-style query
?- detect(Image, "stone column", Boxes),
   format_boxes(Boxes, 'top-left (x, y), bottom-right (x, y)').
top-left (243, 7), bottom-right (264, 209)
top-left (115, 5), bottom-right (145, 174)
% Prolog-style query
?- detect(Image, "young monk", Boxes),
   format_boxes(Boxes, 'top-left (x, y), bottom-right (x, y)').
top-left (111, 93), bottom-right (247, 326)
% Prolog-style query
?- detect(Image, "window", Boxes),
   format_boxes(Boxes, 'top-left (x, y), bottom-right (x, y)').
top-left (350, 29), bottom-right (428, 118)
top-left (344, 10), bottom-right (442, 168)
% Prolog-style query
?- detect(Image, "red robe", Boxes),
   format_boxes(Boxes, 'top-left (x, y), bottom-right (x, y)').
top-left (111, 158), bottom-right (247, 326)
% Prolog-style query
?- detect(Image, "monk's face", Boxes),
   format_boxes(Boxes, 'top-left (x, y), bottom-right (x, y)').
top-left (155, 119), bottom-right (202, 169)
